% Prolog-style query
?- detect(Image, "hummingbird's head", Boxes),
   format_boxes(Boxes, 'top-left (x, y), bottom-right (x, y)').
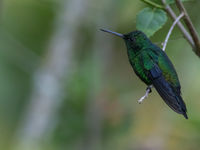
top-left (123, 31), bottom-right (151, 50)
top-left (100, 29), bottom-right (151, 51)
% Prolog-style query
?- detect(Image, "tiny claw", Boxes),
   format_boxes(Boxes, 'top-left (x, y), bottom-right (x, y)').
top-left (137, 85), bottom-right (153, 104)
top-left (146, 86), bottom-right (152, 93)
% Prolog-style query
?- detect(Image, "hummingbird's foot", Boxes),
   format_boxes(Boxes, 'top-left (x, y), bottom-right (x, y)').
top-left (146, 85), bottom-right (152, 93)
top-left (138, 85), bottom-right (153, 104)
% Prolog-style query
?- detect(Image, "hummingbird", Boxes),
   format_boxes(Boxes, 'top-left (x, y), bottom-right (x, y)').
top-left (100, 29), bottom-right (188, 119)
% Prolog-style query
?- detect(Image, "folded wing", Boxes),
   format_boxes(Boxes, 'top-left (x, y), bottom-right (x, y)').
top-left (148, 65), bottom-right (188, 119)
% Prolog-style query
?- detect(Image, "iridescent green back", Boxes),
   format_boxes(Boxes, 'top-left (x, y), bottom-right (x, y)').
top-left (124, 31), bottom-right (180, 89)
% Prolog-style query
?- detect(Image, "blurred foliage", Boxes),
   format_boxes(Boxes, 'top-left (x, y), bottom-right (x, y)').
top-left (0, 0), bottom-right (200, 150)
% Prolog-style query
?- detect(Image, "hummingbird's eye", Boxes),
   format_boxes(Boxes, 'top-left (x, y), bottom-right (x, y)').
top-left (129, 37), bottom-right (135, 42)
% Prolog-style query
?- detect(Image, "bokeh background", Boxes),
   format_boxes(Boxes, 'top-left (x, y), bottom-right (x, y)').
top-left (1, 0), bottom-right (200, 150)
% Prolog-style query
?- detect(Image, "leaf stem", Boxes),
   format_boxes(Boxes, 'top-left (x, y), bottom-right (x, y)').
top-left (175, 0), bottom-right (200, 56)
top-left (140, 0), bottom-right (165, 9)
top-left (162, 12), bottom-right (184, 51)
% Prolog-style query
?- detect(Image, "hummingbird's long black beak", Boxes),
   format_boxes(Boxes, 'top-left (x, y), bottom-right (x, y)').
top-left (100, 28), bottom-right (124, 38)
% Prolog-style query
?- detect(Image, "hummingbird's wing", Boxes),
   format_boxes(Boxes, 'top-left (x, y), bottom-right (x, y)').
top-left (148, 64), bottom-right (188, 119)
top-left (142, 47), bottom-right (187, 119)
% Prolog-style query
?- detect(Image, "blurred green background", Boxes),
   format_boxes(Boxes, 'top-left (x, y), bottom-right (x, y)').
top-left (1, 0), bottom-right (200, 150)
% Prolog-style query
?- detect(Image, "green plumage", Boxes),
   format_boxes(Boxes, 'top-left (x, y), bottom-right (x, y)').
top-left (125, 32), bottom-right (179, 87)
top-left (101, 29), bottom-right (188, 119)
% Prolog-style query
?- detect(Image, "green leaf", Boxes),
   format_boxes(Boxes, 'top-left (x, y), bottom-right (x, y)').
top-left (136, 7), bottom-right (167, 37)
top-left (166, 0), bottom-right (190, 4)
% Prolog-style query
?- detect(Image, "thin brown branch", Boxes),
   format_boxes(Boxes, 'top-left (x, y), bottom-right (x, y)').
top-left (161, 0), bottom-right (195, 49)
top-left (175, 0), bottom-right (200, 56)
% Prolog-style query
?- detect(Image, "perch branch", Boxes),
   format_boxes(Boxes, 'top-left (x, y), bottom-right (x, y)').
top-left (175, 0), bottom-right (200, 56)
top-left (162, 12), bottom-right (184, 51)
top-left (161, 0), bottom-right (194, 49)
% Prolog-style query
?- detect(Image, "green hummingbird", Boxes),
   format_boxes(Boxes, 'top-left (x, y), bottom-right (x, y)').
top-left (100, 29), bottom-right (188, 119)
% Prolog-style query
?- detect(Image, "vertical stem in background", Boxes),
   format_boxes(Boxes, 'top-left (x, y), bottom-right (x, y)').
top-left (84, 31), bottom-right (115, 150)
top-left (12, 0), bottom-right (88, 149)
top-left (83, 1), bottom-right (115, 149)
